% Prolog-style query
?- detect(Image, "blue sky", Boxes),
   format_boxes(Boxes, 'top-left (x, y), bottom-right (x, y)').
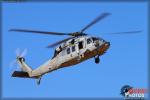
top-left (2, 2), bottom-right (148, 98)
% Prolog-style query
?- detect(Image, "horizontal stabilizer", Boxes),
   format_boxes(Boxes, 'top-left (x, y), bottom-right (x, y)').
top-left (12, 71), bottom-right (38, 79)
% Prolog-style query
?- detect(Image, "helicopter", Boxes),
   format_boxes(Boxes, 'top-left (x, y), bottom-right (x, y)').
top-left (9, 13), bottom-right (141, 85)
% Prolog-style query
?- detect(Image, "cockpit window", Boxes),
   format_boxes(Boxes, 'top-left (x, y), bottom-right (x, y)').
top-left (87, 38), bottom-right (92, 44)
top-left (92, 37), bottom-right (99, 41)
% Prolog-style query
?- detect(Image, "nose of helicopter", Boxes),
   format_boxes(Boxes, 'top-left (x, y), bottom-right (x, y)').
top-left (97, 41), bottom-right (110, 55)
top-left (103, 41), bottom-right (110, 51)
top-left (104, 42), bottom-right (110, 47)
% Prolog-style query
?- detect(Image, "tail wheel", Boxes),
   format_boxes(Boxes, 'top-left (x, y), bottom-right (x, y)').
top-left (95, 56), bottom-right (100, 64)
top-left (37, 77), bottom-right (42, 85)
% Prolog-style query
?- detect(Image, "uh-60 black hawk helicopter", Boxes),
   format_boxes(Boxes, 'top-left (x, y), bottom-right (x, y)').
top-left (9, 13), bottom-right (141, 85)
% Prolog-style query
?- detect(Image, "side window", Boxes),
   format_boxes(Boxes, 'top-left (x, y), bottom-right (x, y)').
top-left (67, 48), bottom-right (70, 54)
top-left (87, 38), bottom-right (92, 44)
top-left (78, 41), bottom-right (83, 49)
top-left (72, 46), bottom-right (75, 52)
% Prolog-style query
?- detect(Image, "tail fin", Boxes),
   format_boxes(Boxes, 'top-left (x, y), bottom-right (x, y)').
top-left (11, 57), bottom-right (33, 77)
top-left (12, 57), bottom-right (42, 85)
top-left (17, 57), bottom-right (32, 73)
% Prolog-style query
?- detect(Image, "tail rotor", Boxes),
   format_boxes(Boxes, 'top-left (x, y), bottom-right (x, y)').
top-left (16, 48), bottom-right (27, 58)
top-left (9, 48), bottom-right (28, 71)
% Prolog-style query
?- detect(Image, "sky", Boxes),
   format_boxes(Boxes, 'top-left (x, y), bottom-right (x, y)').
top-left (2, 2), bottom-right (148, 98)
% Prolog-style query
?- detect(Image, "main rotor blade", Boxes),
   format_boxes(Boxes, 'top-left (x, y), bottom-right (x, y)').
top-left (108, 30), bottom-right (142, 34)
top-left (9, 29), bottom-right (72, 36)
top-left (46, 37), bottom-right (75, 48)
top-left (80, 13), bottom-right (111, 33)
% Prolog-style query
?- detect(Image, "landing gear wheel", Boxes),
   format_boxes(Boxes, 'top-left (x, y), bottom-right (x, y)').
top-left (95, 56), bottom-right (100, 64)
top-left (37, 77), bottom-right (41, 85)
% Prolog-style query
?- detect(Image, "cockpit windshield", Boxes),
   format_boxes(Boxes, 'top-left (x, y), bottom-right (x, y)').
top-left (92, 37), bottom-right (99, 41)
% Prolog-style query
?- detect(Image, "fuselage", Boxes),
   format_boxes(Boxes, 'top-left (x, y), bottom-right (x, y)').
top-left (14, 35), bottom-right (110, 77)
top-left (50, 36), bottom-right (110, 70)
